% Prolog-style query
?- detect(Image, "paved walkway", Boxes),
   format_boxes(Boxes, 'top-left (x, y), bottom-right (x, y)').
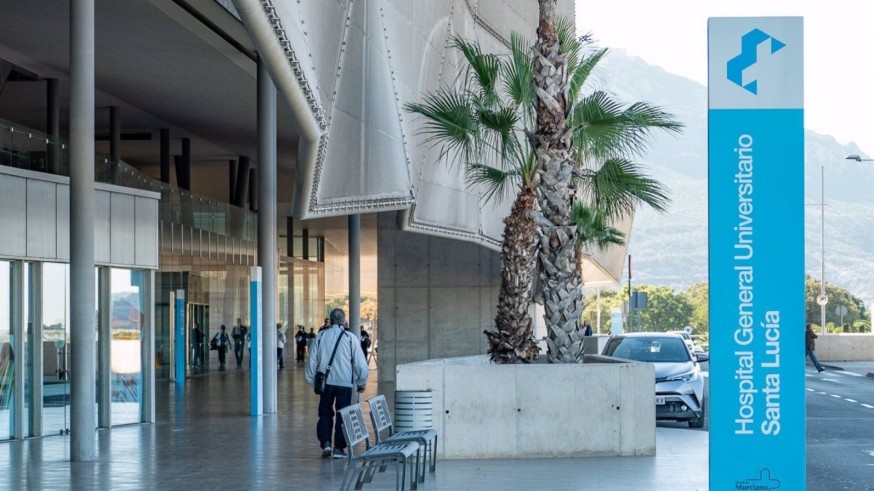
top-left (0, 362), bottom-right (709, 490)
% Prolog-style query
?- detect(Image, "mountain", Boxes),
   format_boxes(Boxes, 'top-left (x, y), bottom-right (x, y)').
top-left (595, 50), bottom-right (874, 305)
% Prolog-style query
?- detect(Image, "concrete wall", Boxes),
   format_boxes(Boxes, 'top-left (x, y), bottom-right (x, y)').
top-left (396, 355), bottom-right (656, 459)
top-left (817, 334), bottom-right (874, 361)
top-left (377, 212), bottom-right (501, 383)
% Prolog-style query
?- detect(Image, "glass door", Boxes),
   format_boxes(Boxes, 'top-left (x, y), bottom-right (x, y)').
top-left (41, 263), bottom-right (70, 435)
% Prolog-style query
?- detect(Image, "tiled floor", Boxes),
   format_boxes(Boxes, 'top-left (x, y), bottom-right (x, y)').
top-left (0, 363), bottom-right (708, 490)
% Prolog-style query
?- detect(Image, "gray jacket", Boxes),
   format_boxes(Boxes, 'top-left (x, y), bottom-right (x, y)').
top-left (305, 325), bottom-right (368, 389)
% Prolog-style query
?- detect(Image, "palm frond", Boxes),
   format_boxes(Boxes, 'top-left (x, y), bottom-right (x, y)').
top-left (571, 91), bottom-right (682, 160)
top-left (477, 105), bottom-right (522, 170)
top-left (502, 32), bottom-right (535, 120)
top-left (467, 163), bottom-right (520, 203)
top-left (577, 157), bottom-right (671, 219)
top-left (452, 36), bottom-right (502, 107)
top-left (404, 88), bottom-right (479, 169)
top-left (572, 203), bottom-right (626, 250)
top-left (567, 47), bottom-right (607, 106)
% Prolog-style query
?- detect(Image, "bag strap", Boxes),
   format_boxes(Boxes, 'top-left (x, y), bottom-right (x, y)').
top-left (324, 328), bottom-right (345, 377)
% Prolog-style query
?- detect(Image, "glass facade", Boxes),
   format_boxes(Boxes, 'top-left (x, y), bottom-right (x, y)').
top-left (110, 269), bottom-right (144, 426)
top-left (42, 263), bottom-right (69, 436)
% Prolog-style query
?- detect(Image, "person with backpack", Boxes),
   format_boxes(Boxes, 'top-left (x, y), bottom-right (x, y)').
top-left (212, 325), bottom-right (232, 371)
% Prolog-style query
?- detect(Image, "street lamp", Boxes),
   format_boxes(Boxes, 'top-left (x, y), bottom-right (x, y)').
top-left (817, 155), bottom-right (874, 335)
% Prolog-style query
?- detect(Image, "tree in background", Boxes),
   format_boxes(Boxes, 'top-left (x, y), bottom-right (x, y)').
top-left (684, 282), bottom-right (709, 334)
top-left (805, 275), bottom-right (870, 333)
top-left (325, 295), bottom-right (379, 331)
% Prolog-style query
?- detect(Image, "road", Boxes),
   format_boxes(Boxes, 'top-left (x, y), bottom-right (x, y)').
top-left (806, 366), bottom-right (874, 491)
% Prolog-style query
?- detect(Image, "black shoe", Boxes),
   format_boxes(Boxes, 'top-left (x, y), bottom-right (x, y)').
top-left (332, 448), bottom-right (348, 459)
top-left (818, 368), bottom-right (825, 372)
top-left (322, 443), bottom-right (332, 458)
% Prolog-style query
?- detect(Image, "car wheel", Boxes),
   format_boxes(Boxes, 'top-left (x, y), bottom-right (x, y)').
top-left (688, 401), bottom-right (705, 429)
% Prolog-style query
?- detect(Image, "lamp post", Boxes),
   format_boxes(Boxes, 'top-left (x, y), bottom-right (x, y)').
top-left (817, 154), bottom-right (874, 335)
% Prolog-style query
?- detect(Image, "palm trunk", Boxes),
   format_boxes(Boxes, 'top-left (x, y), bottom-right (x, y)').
top-left (533, 0), bottom-right (585, 363)
top-left (485, 186), bottom-right (540, 363)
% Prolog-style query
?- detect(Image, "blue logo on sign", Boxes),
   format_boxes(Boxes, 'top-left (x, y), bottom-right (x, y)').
top-left (727, 29), bottom-right (785, 95)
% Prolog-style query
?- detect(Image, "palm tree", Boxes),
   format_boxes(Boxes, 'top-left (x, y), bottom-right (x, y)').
top-left (406, 19), bottom-right (680, 364)
top-left (533, 7), bottom-right (680, 362)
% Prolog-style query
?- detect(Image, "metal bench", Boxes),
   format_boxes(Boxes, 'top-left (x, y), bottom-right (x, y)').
top-left (367, 394), bottom-right (438, 482)
top-left (337, 403), bottom-right (421, 491)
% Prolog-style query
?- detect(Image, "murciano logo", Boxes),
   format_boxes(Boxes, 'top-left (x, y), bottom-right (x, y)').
top-left (726, 29), bottom-right (785, 95)
top-left (734, 468), bottom-right (781, 490)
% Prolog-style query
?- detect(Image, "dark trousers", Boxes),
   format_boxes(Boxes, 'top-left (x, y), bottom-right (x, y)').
top-left (317, 384), bottom-right (353, 450)
top-left (277, 348), bottom-right (284, 369)
top-left (296, 344), bottom-right (306, 361)
top-left (234, 342), bottom-right (244, 366)
top-left (807, 349), bottom-right (823, 371)
top-left (218, 347), bottom-right (227, 369)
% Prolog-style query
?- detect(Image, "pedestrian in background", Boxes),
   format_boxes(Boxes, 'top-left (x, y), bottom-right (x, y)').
top-left (213, 325), bottom-right (232, 371)
top-left (806, 323), bottom-right (824, 372)
top-left (231, 318), bottom-right (248, 369)
top-left (277, 323), bottom-right (287, 370)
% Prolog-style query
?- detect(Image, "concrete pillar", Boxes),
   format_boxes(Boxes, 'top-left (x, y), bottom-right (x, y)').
top-left (234, 156), bottom-right (250, 207)
top-left (257, 60), bottom-right (277, 413)
top-left (28, 262), bottom-right (43, 437)
top-left (160, 128), bottom-right (170, 183)
top-left (349, 214), bottom-right (361, 336)
top-left (301, 228), bottom-right (309, 260)
top-left (229, 159), bottom-right (237, 204)
top-left (69, 0), bottom-right (97, 461)
top-left (109, 106), bottom-right (120, 183)
top-left (46, 79), bottom-right (60, 174)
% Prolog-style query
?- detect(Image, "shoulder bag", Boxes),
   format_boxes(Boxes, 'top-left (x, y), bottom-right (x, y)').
top-left (314, 331), bottom-right (344, 395)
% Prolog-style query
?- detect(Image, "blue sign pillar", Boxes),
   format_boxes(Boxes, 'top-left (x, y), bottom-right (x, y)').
top-left (708, 17), bottom-right (805, 490)
top-left (174, 289), bottom-right (186, 385)
top-left (250, 267), bottom-right (263, 416)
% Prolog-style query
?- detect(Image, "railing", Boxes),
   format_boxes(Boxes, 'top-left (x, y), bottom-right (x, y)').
top-left (0, 117), bottom-right (257, 245)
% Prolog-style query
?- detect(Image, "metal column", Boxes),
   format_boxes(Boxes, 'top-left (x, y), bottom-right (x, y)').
top-left (97, 268), bottom-right (111, 428)
top-left (141, 270), bottom-right (156, 423)
top-left (349, 214), bottom-right (361, 336)
top-left (28, 263), bottom-right (43, 437)
top-left (160, 129), bottom-right (170, 183)
top-left (257, 60), bottom-right (277, 413)
top-left (109, 106), bottom-right (120, 183)
top-left (10, 261), bottom-right (24, 439)
top-left (69, 0), bottom-right (97, 461)
top-left (46, 79), bottom-right (60, 174)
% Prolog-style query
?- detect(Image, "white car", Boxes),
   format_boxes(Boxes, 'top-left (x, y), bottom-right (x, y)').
top-left (603, 332), bottom-right (706, 428)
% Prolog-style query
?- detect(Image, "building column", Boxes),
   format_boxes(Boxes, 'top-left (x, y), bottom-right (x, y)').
top-left (28, 262), bottom-right (43, 437)
top-left (257, 60), bottom-right (277, 413)
top-left (181, 138), bottom-right (191, 190)
top-left (141, 270), bottom-right (156, 423)
top-left (10, 261), bottom-right (24, 439)
top-left (286, 217), bottom-right (293, 257)
top-left (229, 159), bottom-right (237, 204)
top-left (248, 167), bottom-right (256, 212)
top-left (97, 267), bottom-right (111, 428)
top-left (109, 106), bottom-right (120, 183)
top-left (160, 128), bottom-right (170, 183)
top-left (46, 79), bottom-right (60, 174)
top-left (234, 156), bottom-right (250, 207)
top-left (301, 228), bottom-right (309, 260)
top-left (69, 0), bottom-right (97, 462)
top-left (349, 214), bottom-right (361, 337)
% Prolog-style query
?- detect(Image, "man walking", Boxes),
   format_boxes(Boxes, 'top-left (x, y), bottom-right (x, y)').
top-left (806, 323), bottom-right (825, 372)
top-left (295, 325), bottom-right (307, 362)
top-left (305, 308), bottom-right (368, 459)
top-left (231, 318), bottom-right (248, 369)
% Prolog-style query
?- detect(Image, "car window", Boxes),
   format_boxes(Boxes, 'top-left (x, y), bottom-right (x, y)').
top-left (605, 337), bottom-right (690, 363)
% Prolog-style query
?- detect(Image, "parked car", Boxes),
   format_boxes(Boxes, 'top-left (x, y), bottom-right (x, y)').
top-left (602, 332), bottom-right (705, 428)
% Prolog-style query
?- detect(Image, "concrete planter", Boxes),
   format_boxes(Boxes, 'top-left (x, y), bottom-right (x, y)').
top-left (395, 355), bottom-right (655, 459)
top-left (817, 333), bottom-right (874, 361)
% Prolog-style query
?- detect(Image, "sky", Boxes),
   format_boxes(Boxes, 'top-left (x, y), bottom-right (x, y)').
top-left (576, 0), bottom-right (874, 155)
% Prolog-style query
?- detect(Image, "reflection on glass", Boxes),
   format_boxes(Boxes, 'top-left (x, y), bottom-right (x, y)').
top-left (0, 262), bottom-right (11, 440)
top-left (110, 269), bottom-right (142, 425)
top-left (42, 263), bottom-right (70, 436)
